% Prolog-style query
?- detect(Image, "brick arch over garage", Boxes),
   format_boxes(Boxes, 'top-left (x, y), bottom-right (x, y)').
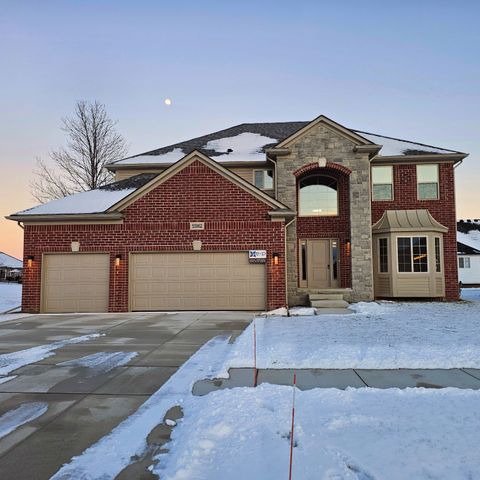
top-left (293, 161), bottom-right (352, 178)
top-left (295, 161), bottom-right (352, 289)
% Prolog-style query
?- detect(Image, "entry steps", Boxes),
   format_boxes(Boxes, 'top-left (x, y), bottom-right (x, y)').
top-left (307, 289), bottom-right (350, 309)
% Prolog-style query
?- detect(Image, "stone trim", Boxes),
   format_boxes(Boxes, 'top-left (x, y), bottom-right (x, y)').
top-left (293, 161), bottom-right (352, 178)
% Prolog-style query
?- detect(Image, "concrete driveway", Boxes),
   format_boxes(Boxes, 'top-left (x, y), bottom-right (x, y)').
top-left (0, 311), bottom-right (253, 479)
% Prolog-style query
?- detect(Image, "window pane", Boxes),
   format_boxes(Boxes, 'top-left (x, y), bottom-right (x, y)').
top-left (301, 243), bottom-right (307, 281)
top-left (372, 166), bottom-right (392, 184)
top-left (373, 184), bottom-right (393, 201)
top-left (418, 183), bottom-right (438, 200)
top-left (459, 257), bottom-right (464, 269)
top-left (397, 238), bottom-right (412, 272)
top-left (465, 257), bottom-right (471, 268)
top-left (254, 171), bottom-right (264, 188)
top-left (435, 237), bottom-right (441, 272)
top-left (379, 238), bottom-right (388, 273)
top-left (299, 175), bottom-right (338, 216)
top-left (417, 164), bottom-right (438, 183)
top-left (264, 170), bottom-right (274, 189)
top-left (332, 240), bottom-right (338, 280)
top-left (412, 237), bottom-right (428, 272)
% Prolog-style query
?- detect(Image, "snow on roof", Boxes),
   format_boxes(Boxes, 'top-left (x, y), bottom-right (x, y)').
top-left (202, 133), bottom-right (278, 162)
top-left (352, 131), bottom-right (460, 156)
top-left (0, 252), bottom-right (22, 269)
top-left (14, 187), bottom-right (136, 216)
top-left (111, 121), bottom-right (462, 167)
top-left (115, 133), bottom-right (279, 165)
top-left (457, 231), bottom-right (480, 252)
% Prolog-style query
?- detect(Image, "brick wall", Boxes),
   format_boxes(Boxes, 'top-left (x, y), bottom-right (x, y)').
top-left (371, 162), bottom-right (459, 300)
top-left (22, 160), bottom-right (286, 313)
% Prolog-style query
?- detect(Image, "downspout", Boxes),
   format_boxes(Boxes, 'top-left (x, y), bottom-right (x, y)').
top-left (284, 217), bottom-right (296, 309)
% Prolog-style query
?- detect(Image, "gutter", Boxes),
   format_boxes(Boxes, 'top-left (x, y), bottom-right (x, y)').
top-left (6, 212), bottom-right (124, 223)
top-left (284, 217), bottom-right (296, 308)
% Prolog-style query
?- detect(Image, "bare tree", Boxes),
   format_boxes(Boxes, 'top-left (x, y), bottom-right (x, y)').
top-left (31, 100), bottom-right (128, 203)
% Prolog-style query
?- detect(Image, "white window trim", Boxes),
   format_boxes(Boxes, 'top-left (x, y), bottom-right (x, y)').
top-left (378, 237), bottom-right (389, 273)
top-left (253, 169), bottom-right (274, 190)
top-left (417, 164), bottom-right (439, 201)
top-left (298, 174), bottom-right (340, 217)
top-left (459, 256), bottom-right (471, 269)
top-left (372, 166), bottom-right (394, 201)
top-left (434, 236), bottom-right (443, 273)
top-left (396, 236), bottom-right (429, 274)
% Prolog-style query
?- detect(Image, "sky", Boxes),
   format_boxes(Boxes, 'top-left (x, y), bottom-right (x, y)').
top-left (0, 0), bottom-right (479, 259)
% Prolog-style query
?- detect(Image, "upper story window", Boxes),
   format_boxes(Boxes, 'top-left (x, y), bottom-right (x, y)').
top-left (299, 175), bottom-right (338, 216)
top-left (372, 166), bottom-right (393, 201)
top-left (459, 257), bottom-right (471, 269)
top-left (254, 170), bottom-right (273, 190)
top-left (417, 164), bottom-right (439, 200)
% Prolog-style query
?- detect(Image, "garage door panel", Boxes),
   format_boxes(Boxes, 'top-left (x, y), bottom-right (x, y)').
top-left (43, 254), bottom-right (109, 313)
top-left (130, 252), bottom-right (266, 311)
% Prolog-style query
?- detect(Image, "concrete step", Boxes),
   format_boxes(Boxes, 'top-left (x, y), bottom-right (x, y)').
top-left (309, 293), bottom-right (344, 301)
top-left (311, 299), bottom-right (349, 309)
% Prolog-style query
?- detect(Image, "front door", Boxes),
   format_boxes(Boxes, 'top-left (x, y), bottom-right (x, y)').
top-left (307, 239), bottom-right (331, 289)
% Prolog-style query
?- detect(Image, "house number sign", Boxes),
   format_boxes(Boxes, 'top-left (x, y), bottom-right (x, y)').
top-left (248, 250), bottom-right (267, 263)
top-left (190, 222), bottom-right (205, 230)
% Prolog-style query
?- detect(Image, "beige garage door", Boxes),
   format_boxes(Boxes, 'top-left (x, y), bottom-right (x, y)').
top-left (130, 252), bottom-right (266, 311)
top-left (42, 254), bottom-right (110, 313)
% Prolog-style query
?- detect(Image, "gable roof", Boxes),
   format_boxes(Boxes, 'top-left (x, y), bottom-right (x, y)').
top-left (109, 150), bottom-right (291, 213)
top-left (457, 220), bottom-right (480, 252)
top-left (7, 173), bottom-right (157, 219)
top-left (108, 117), bottom-right (466, 168)
top-left (7, 152), bottom-right (291, 221)
top-left (457, 241), bottom-right (480, 255)
top-left (0, 252), bottom-right (23, 269)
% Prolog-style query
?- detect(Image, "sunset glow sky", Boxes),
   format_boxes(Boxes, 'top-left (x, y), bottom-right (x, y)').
top-left (1, 0), bottom-right (479, 260)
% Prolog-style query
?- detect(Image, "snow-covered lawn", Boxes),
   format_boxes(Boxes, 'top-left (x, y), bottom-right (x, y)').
top-left (48, 293), bottom-right (480, 479)
top-left (223, 292), bottom-right (480, 370)
top-left (155, 385), bottom-right (480, 480)
top-left (0, 282), bottom-right (22, 313)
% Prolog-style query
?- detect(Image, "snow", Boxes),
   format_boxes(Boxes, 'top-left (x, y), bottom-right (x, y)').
top-left (14, 187), bottom-right (136, 216)
top-left (114, 132), bottom-right (278, 166)
top-left (355, 131), bottom-right (457, 156)
top-left (223, 297), bottom-right (480, 370)
top-left (0, 402), bottom-right (48, 440)
top-left (202, 133), bottom-right (278, 162)
top-left (0, 252), bottom-right (22, 269)
top-left (59, 351), bottom-right (138, 376)
top-left (0, 333), bottom-right (102, 376)
top-left (457, 230), bottom-right (480, 251)
top-left (289, 307), bottom-right (316, 316)
top-left (51, 335), bottom-right (232, 480)
top-left (0, 283), bottom-right (22, 313)
top-left (462, 288), bottom-right (480, 302)
top-left (154, 384), bottom-right (480, 480)
top-left (0, 375), bottom-right (17, 384)
top-left (119, 148), bottom-right (186, 165)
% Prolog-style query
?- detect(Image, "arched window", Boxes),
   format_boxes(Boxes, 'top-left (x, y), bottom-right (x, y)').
top-left (299, 175), bottom-right (338, 216)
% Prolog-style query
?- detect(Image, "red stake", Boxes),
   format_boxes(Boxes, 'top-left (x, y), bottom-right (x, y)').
top-left (253, 319), bottom-right (258, 387)
top-left (289, 373), bottom-right (297, 480)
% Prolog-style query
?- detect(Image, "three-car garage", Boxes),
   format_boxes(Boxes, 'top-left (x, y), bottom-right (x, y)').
top-left (41, 251), bottom-right (266, 313)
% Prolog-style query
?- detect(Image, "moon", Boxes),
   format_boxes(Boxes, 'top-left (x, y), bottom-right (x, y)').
top-left (164, 98), bottom-right (172, 106)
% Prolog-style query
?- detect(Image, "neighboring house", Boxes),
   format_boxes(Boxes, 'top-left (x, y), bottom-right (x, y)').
top-left (457, 220), bottom-right (480, 286)
top-left (7, 115), bottom-right (468, 313)
top-left (0, 251), bottom-right (23, 282)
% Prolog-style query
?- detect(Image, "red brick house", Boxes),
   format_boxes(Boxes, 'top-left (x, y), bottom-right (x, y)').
top-left (8, 115), bottom-right (468, 313)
